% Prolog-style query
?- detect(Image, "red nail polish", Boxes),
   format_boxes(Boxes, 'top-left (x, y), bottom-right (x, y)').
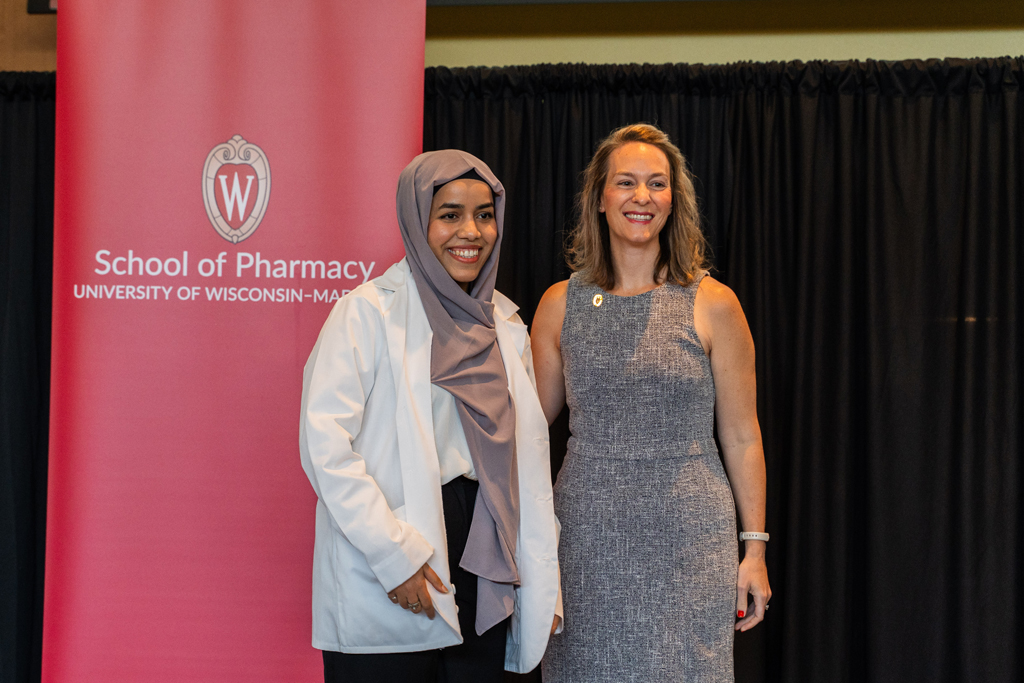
top-left (737, 611), bottom-right (745, 618)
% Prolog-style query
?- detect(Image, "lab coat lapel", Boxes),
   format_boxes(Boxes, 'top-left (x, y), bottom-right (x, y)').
top-left (379, 261), bottom-right (460, 636)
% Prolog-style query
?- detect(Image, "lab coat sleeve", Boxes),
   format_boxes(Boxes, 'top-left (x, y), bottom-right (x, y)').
top-left (300, 293), bottom-right (434, 593)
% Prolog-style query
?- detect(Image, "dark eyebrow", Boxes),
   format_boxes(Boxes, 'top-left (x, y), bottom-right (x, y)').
top-left (436, 201), bottom-right (495, 214)
top-left (612, 171), bottom-right (668, 178)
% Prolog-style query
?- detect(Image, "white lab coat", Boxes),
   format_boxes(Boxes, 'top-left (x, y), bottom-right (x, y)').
top-left (299, 259), bottom-right (561, 673)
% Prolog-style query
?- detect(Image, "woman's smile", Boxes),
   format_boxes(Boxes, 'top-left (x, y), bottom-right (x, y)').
top-left (446, 246), bottom-right (482, 262)
top-left (624, 212), bottom-right (654, 223)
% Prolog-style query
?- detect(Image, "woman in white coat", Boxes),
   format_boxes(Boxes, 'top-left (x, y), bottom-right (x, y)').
top-left (300, 150), bottom-right (561, 682)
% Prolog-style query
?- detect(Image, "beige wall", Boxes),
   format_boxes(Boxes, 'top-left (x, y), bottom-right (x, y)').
top-left (0, 0), bottom-right (56, 71)
top-left (425, 0), bottom-right (1024, 68)
top-left (2, 0), bottom-right (1021, 73)
top-left (426, 30), bottom-right (1024, 68)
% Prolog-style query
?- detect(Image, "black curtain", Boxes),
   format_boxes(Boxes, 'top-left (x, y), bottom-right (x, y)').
top-left (425, 59), bottom-right (1024, 683)
top-left (0, 72), bottom-right (54, 683)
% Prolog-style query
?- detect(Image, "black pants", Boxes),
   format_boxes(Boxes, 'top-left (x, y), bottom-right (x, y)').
top-left (323, 477), bottom-right (509, 683)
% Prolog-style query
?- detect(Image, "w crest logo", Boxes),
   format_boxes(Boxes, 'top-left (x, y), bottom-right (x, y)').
top-left (203, 135), bottom-right (271, 243)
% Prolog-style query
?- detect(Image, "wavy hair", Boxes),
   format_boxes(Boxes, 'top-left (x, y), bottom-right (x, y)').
top-left (567, 123), bottom-right (709, 289)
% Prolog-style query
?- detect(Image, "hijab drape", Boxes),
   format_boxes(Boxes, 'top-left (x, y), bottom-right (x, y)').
top-left (396, 150), bottom-right (519, 635)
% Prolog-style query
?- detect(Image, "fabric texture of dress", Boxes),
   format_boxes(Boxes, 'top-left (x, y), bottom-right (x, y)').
top-left (542, 272), bottom-right (737, 683)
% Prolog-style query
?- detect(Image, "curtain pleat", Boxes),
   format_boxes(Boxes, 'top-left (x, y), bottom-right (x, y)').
top-left (0, 71), bottom-right (54, 683)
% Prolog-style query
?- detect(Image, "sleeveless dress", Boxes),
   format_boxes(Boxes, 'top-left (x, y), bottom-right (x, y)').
top-left (542, 273), bottom-right (737, 683)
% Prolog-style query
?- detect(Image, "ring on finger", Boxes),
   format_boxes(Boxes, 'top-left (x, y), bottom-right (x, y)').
top-left (408, 601), bottom-right (421, 610)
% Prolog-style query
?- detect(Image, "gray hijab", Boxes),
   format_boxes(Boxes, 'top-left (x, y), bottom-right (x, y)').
top-left (396, 150), bottom-right (519, 635)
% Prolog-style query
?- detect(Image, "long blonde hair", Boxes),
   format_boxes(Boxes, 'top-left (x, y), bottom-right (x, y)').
top-left (568, 123), bottom-right (709, 289)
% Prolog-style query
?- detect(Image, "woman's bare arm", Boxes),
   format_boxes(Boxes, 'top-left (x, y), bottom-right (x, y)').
top-left (530, 281), bottom-right (569, 425)
top-left (695, 276), bottom-right (771, 632)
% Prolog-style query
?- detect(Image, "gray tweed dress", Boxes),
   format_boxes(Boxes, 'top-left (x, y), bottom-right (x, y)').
top-left (542, 273), bottom-right (737, 683)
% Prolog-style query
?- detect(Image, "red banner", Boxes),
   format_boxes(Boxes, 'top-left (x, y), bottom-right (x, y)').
top-left (45, 2), bottom-right (424, 680)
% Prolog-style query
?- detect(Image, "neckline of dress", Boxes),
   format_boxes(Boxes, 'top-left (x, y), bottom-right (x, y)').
top-left (601, 283), bottom-right (666, 299)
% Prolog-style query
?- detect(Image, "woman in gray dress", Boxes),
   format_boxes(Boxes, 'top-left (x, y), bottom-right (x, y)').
top-left (532, 124), bottom-right (771, 682)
